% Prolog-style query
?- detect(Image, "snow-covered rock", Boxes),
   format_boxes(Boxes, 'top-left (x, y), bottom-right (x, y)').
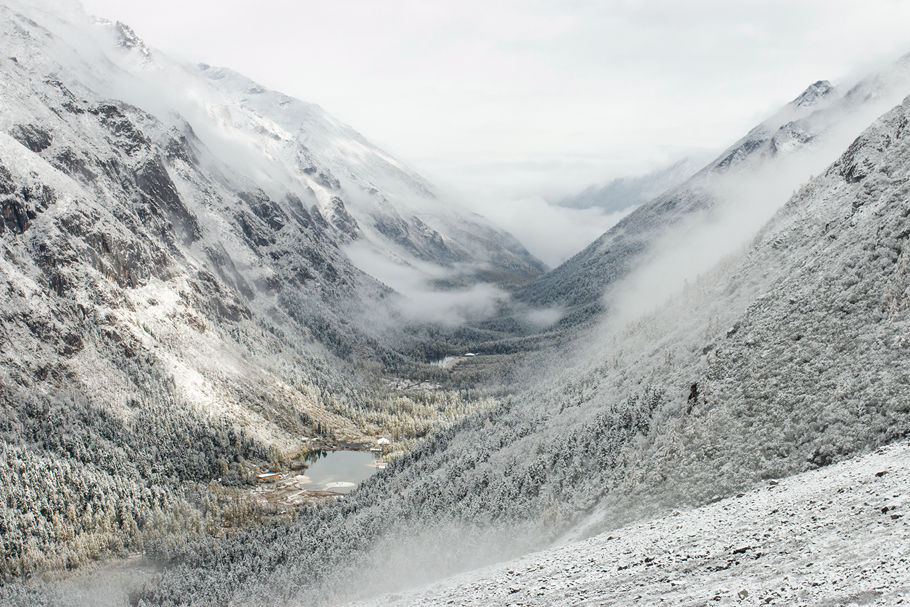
top-left (0, 0), bottom-right (544, 438)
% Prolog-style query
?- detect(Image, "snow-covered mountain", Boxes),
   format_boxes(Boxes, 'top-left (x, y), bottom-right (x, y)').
top-left (0, 0), bottom-right (542, 580)
top-left (517, 59), bottom-right (910, 327)
top-left (3, 0), bottom-right (910, 603)
top-left (1, 0), bottom-right (543, 320)
top-left (124, 80), bottom-right (910, 607)
top-left (0, 0), bottom-right (545, 424)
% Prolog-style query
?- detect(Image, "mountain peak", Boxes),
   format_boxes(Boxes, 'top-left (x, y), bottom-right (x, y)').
top-left (113, 21), bottom-right (151, 56)
top-left (92, 17), bottom-right (152, 57)
top-left (791, 79), bottom-right (834, 108)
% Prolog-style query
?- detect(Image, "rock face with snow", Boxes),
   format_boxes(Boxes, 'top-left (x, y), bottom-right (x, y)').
top-left (171, 62), bottom-right (544, 288)
top-left (0, 0), bottom-right (372, 454)
top-left (0, 0), bottom-right (545, 442)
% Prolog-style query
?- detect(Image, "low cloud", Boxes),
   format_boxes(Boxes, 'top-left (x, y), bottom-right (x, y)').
top-left (518, 304), bottom-right (565, 329)
top-left (602, 88), bottom-right (906, 331)
top-left (464, 194), bottom-right (633, 268)
top-left (344, 240), bottom-right (508, 328)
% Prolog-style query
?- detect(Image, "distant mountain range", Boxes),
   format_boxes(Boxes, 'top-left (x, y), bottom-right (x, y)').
top-left (554, 155), bottom-right (708, 214)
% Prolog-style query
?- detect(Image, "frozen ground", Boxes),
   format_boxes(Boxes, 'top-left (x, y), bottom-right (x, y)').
top-left (351, 440), bottom-right (910, 606)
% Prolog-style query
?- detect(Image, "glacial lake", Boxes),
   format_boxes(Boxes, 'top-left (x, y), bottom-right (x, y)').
top-left (300, 450), bottom-right (379, 493)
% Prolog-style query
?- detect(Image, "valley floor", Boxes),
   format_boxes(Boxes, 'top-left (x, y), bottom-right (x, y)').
top-left (351, 440), bottom-right (910, 606)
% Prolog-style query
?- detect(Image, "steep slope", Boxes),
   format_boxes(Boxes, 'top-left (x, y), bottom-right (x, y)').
top-left (130, 90), bottom-right (910, 606)
top-left (0, 0), bottom-right (388, 436)
top-left (0, 0), bottom-right (545, 442)
top-left (352, 439), bottom-right (910, 606)
top-left (0, 0), bottom-right (536, 579)
top-left (518, 60), bottom-right (910, 328)
top-left (0, 4), bottom-right (378, 579)
top-left (134, 61), bottom-right (545, 290)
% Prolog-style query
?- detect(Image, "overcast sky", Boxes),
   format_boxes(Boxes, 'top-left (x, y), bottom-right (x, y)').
top-left (79, 0), bottom-right (910, 263)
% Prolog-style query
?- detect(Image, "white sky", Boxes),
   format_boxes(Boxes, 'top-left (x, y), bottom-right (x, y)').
top-left (78, 0), bottom-right (910, 264)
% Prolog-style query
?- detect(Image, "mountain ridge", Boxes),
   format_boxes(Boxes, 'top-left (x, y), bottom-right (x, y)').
top-left (513, 60), bottom-right (910, 329)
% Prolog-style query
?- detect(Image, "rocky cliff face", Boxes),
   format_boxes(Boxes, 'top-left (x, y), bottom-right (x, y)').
top-left (0, 5), bottom-right (375, 440)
